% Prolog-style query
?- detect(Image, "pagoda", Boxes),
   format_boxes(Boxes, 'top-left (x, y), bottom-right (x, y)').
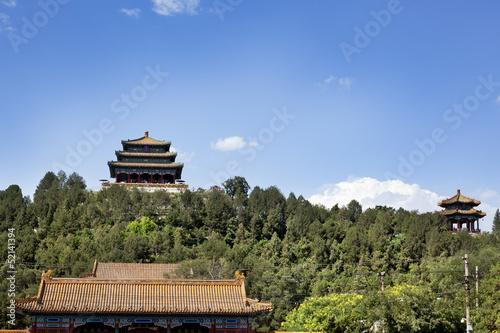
top-left (105, 132), bottom-right (188, 193)
top-left (438, 189), bottom-right (486, 233)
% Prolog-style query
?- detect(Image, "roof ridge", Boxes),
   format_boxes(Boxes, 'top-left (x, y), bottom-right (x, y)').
top-left (47, 278), bottom-right (244, 285)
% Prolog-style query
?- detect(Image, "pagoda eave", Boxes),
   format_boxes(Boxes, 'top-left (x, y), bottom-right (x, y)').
top-left (108, 162), bottom-right (184, 168)
top-left (115, 151), bottom-right (177, 158)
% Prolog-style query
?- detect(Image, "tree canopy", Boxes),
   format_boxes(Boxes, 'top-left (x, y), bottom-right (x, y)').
top-left (1, 174), bottom-right (499, 332)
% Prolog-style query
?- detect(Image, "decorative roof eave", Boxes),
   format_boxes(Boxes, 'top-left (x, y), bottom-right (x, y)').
top-left (438, 189), bottom-right (481, 207)
top-left (108, 162), bottom-right (184, 169)
top-left (116, 151), bottom-right (177, 158)
top-left (439, 208), bottom-right (486, 217)
top-left (122, 132), bottom-right (171, 147)
top-left (123, 139), bottom-right (171, 147)
top-left (15, 275), bottom-right (272, 316)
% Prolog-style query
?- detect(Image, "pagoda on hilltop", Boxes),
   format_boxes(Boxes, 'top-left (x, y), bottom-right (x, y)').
top-left (438, 189), bottom-right (486, 233)
top-left (105, 131), bottom-right (188, 193)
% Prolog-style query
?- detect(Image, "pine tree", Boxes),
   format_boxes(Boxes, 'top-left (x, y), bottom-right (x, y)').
top-left (493, 208), bottom-right (500, 233)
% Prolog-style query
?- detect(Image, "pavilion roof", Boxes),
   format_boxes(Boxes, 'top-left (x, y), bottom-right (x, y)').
top-left (81, 262), bottom-right (180, 279)
top-left (439, 207), bottom-right (486, 218)
top-left (438, 189), bottom-right (481, 207)
top-left (116, 151), bottom-right (177, 158)
top-left (122, 131), bottom-right (170, 146)
top-left (16, 271), bottom-right (271, 315)
top-left (108, 162), bottom-right (183, 169)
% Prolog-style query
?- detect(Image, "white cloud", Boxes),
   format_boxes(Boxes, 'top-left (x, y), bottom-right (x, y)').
top-left (210, 136), bottom-right (258, 152)
top-left (316, 75), bottom-right (354, 91)
top-left (309, 177), bottom-right (444, 213)
top-left (495, 95), bottom-right (500, 105)
top-left (152, 0), bottom-right (200, 16)
top-left (1, 0), bottom-right (16, 7)
top-left (338, 77), bottom-right (354, 89)
top-left (120, 8), bottom-right (141, 18)
top-left (309, 177), bottom-right (499, 232)
top-left (324, 75), bottom-right (336, 85)
top-left (170, 146), bottom-right (195, 163)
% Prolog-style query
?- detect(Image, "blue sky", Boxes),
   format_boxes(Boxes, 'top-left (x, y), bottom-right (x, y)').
top-left (1, 0), bottom-right (499, 231)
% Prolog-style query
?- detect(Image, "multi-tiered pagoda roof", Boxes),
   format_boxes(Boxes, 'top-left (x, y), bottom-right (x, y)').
top-left (438, 189), bottom-right (486, 233)
top-left (105, 132), bottom-right (187, 192)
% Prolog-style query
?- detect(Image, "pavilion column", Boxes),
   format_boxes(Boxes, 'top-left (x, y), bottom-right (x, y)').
top-left (115, 321), bottom-right (119, 333)
top-left (161, 174), bottom-right (164, 183)
top-left (31, 319), bottom-right (37, 333)
top-left (457, 220), bottom-right (459, 231)
top-left (128, 173), bottom-right (130, 183)
top-left (173, 174), bottom-right (176, 184)
top-left (151, 174), bottom-right (154, 183)
top-left (167, 322), bottom-right (171, 333)
top-left (115, 174), bottom-right (118, 183)
top-left (69, 322), bottom-right (74, 333)
top-left (138, 174), bottom-right (141, 183)
top-left (210, 322), bottom-right (215, 333)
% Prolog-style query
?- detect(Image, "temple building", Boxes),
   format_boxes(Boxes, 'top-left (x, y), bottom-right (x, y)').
top-left (16, 264), bottom-right (271, 333)
top-left (438, 189), bottom-right (486, 233)
top-left (105, 132), bottom-right (188, 193)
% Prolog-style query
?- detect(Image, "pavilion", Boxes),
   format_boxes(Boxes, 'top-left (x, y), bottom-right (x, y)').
top-left (438, 189), bottom-right (486, 233)
top-left (105, 132), bottom-right (188, 193)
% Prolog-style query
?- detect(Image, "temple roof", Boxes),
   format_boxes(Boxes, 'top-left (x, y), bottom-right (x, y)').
top-left (438, 189), bottom-right (481, 207)
top-left (81, 262), bottom-right (179, 279)
top-left (16, 272), bottom-right (271, 315)
top-left (116, 151), bottom-right (177, 158)
top-left (108, 162), bottom-right (184, 169)
top-left (122, 131), bottom-right (171, 146)
top-left (439, 207), bottom-right (486, 218)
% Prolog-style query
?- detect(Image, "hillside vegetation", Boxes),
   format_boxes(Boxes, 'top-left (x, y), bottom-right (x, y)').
top-left (1, 172), bottom-right (500, 332)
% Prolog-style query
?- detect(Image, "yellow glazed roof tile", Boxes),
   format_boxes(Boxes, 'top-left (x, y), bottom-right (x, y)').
top-left (16, 276), bottom-right (272, 315)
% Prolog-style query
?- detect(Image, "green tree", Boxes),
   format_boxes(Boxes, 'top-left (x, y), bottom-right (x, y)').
top-left (472, 262), bottom-right (500, 331)
top-left (281, 293), bottom-right (368, 333)
top-left (223, 176), bottom-right (250, 198)
top-left (493, 208), bottom-right (500, 234)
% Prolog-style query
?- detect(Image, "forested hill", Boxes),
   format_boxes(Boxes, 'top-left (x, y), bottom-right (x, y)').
top-left (1, 172), bottom-right (500, 332)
